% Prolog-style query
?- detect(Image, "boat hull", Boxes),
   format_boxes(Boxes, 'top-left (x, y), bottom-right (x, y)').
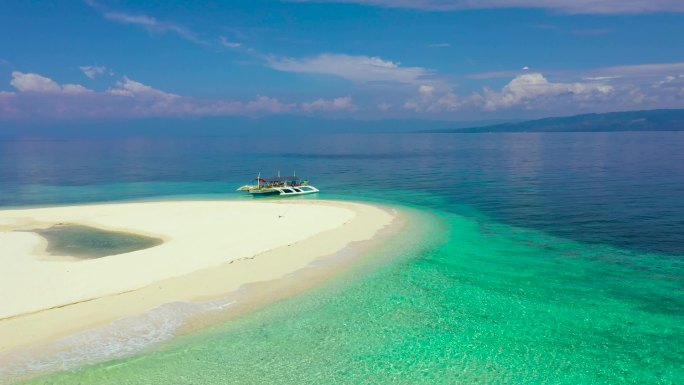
top-left (248, 185), bottom-right (319, 197)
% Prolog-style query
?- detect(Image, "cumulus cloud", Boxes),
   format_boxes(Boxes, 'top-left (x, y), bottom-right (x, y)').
top-left (1, 70), bottom-right (362, 119)
top-left (268, 54), bottom-right (432, 85)
top-left (402, 72), bottom-right (650, 114)
top-left (470, 61), bottom-right (684, 86)
top-left (649, 75), bottom-right (684, 101)
top-left (4, 60), bottom-right (683, 120)
top-left (418, 84), bottom-right (435, 96)
top-left (301, 96), bottom-right (355, 111)
top-left (295, 0), bottom-right (684, 14)
top-left (10, 71), bottom-right (92, 94)
top-left (80, 66), bottom-right (107, 79)
top-left (533, 61), bottom-right (684, 108)
top-left (10, 72), bottom-right (61, 93)
top-left (61, 84), bottom-right (92, 94)
top-left (404, 84), bottom-right (461, 112)
top-left (477, 73), bottom-right (614, 110)
top-left (246, 96), bottom-right (293, 113)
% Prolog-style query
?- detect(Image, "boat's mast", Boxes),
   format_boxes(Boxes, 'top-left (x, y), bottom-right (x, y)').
top-left (257, 172), bottom-right (260, 188)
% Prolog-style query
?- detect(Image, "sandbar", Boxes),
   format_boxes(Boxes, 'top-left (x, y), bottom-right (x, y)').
top-left (0, 199), bottom-right (398, 354)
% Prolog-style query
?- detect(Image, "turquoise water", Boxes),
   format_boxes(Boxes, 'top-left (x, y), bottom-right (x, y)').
top-left (20, 209), bottom-right (683, 384)
top-left (2, 132), bottom-right (683, 383)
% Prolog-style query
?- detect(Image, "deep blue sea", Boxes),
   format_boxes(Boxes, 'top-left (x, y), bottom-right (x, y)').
top-left (3, 131), bottom-right (683, 254)
top-left (1, 131), bottom-right (683, 384)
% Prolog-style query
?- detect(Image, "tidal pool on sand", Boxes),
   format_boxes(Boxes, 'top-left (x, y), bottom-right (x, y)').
top-left (32, 224), bottom-right (163, 258)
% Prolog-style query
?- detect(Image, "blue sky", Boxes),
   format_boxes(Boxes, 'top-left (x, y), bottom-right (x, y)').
top-left (1, 0), bottom-right (684, 121)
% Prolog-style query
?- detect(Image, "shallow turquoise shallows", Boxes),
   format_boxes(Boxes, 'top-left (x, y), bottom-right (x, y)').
top-left (2, 131), bottom-right (683, 384)
top-left (21, 208), bottom-right (683, 384)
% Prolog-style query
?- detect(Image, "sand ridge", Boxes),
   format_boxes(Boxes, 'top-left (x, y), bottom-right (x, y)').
top-left (0, 199), bottom-right (397, 353)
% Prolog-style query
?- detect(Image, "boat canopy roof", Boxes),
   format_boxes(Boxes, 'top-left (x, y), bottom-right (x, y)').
top-left (260, 176), bottom-right (302, 183)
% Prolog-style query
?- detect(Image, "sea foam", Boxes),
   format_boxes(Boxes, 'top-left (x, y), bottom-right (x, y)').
top-left (0, 297), bottom-right (235, 383)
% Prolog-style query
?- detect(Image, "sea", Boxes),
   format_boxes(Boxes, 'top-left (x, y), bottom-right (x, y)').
top-left (1, 131), bottom-right (682, 384)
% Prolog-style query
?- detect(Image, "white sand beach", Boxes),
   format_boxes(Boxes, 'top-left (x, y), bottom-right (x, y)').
top-left (0, 200), bottom-right (398, 353)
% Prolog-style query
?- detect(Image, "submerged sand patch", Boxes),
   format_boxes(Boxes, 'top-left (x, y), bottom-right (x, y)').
top-left (30, 224), bottom-right (163, 259)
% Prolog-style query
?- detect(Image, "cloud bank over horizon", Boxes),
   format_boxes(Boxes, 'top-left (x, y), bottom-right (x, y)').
top-left (0, 1), bottom-right (683, 122)
top-left (0, 70), bottom-right (359, 119)
top-left (2, 60), bottom-right (683, 120)
top-left (295, 0), bottom-right (684, 14)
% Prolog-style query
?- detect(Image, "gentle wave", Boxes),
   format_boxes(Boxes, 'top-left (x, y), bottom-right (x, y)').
top-left (0, 297), bottom-right (236, 383)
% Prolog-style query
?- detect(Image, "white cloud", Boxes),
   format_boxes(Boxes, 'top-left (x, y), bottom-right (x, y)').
top-left (652, 75), bottom-right (677, 88)
top-left (295, 0), bottom-right (684, 14)
top-left (434, 92), bottom-right (461, 111)
top-left (10, 71), bottom-right (92, 94)
top-left (107, 76), bottom-right (179, 100)
top-left (578, 63), bottom-right (684, 107)
top-left (466, 69), bottom-right (532, 80)
top-left (428, 43), bottom-right (450, 48)
top-left (478, 73), bottom-right (614, 111)
top-left (219, 37), bottom-right (242, 48)
top-left (404, 72), bottom-right (635, 113)
top-left (2, 70), bottom-right (303, 118)
top-left (102, 11), bottom-right (205, 44)
top-left (583, 76), bottom-right (621, 81)
top-left (5, 60), bottom-right (683, 120)
top-left (301, 96), bottom-right (355, 111)
top-left (418, 84), bottom-right (435, 96)
top-left (588, 62), bottom-right (684, 79)
top-left (404, 84), bottom-right (461, 112)
top-left (156, 95), bottom-right (293, 116)
top-left (10, 72), bottom-right (61, 93)
top-left (61, 84), bottom-right (92, 94)
top-left (650, 75), bottom-right (684, 100)
top-left (85, 0), bottom-right (206, 45)
top-left (80, 65), bottom-right (107, 79)
top-left (470, 62), bottom-right (684, 85)
top-left (246, 96), bottom-right (293, 113)
top-left (268, 54), bottom-right (432, 85)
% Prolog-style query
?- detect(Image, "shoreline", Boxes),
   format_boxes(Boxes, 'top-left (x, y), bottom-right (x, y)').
top-left (0, 199), bottom-right (405, 380)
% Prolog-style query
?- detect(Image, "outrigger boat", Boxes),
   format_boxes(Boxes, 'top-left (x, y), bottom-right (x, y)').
top-left (236, 173), bottom-right (320, 197)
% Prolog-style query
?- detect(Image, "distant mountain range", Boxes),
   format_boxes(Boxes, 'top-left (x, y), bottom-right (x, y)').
top-left (425, 109), bottom-right (684, 133)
